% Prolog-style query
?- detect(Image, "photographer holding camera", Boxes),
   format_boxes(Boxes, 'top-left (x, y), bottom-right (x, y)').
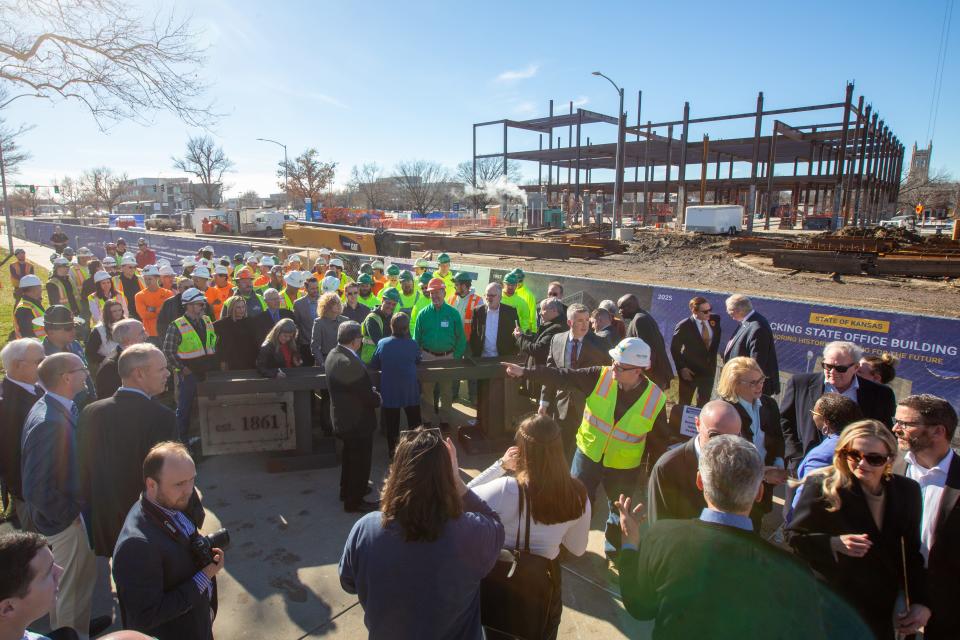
top-left (112, 441), bottom-right (227, 640)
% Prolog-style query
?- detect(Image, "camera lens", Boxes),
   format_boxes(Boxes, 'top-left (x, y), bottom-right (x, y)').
top-left (206, 528), bottom-right (230, 550)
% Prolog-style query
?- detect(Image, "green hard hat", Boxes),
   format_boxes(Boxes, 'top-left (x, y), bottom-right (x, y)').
top-left (454, 271), bottom-right (472, 283)
top-left (414, 258), bottom-right (429, 268)
top-left (508, 268), bottom-right (525, 280)
top-left (381, 287), bottom-right (401, 303)
top-left (504, 272), bottom-right (519, 285)
top-left (437, 252), bottom-right (451, 264)
top-left (357, 273), bottom-right (374, 285)
top-left (399, 269), bottom-right (415, 282)
top-left (418, 271), bottom-right (434, 285)
top-left (386, 264), bottom-right (401, 276)
top-left (359, 263), bottom-right (373, 275)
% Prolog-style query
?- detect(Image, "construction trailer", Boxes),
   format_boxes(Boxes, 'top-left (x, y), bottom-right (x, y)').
top-left (472, 83), bottom-right (903, 232)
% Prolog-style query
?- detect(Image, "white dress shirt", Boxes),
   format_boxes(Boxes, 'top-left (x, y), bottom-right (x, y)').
top-left (825, 374), bottom-right (859, 402)
top-left (482, 307), bottom-right (500, 357)
top-left (905, 448), bottom-right (955, 565)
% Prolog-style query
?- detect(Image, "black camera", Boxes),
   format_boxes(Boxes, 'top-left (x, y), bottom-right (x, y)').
top-left (189, 528), bottom-right (230, 569)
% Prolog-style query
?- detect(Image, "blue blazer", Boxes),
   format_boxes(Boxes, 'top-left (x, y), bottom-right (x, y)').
top-left (369, 336), bottom-right (422, 409)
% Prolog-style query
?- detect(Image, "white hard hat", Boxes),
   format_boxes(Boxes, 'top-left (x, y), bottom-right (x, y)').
top-left (287, 254), bottom-right (302, 264)
top-left (102, 256), bottom-right (117, 266)
top-left (156, 258), bottom-right (170, 267)
top-left (53, 257), bottom-right (69, 266)
top-left (182, 287), bottom-right (206, 304)
top-left (201, 245), bottom-right (214, 253)
top-left (120, 255), bottom-right (137, 266)
top-left (284, 270), bottom-right (307, 288)
top-left (142, 265), bottom-right (160, 277)
top-left (214, 265), bottom-right (229, 276)
top-left (329, 258), bottom-right (344, 268)
top-left (158, 265), bottom-right (175, 276)
top-left (609, 338), bottom-right (651, 368)
top-left (192, 266), bottom-right (211, 279)
top-left (181, 256), bottom-right (195, 267)
top-left (260, 256), bottom-right (274, 267)
top-left (77, 247), bottom-right (93, 257)
top-left (123, 251), bottom-right (136, 260)
top-left (18, 274), bottom-right (42, 288)
top-left (94, 270), bottom-right (112, 283)
top-left (321, 275), bottom-right (340, 293)
top-left (318, 248), bottom-right (332, 256)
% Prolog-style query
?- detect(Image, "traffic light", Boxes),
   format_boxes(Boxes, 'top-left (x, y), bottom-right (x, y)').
top-left (29, 185), bottom-right (35, 193)
top-left (54, 186), bottom-right (60, 194)
top-left (152, 185), bottom-right (157, 193)
top-left (160, 184), bottom-right (166, 193)
top-left (915, 203), bottom-right (923, 215)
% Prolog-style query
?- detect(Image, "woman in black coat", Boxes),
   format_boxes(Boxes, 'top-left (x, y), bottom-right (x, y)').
top-left (786, 419), bottom-right (930, 639)
top-left (256, 318), bottom-right (302, 378)
top-left (213, 296), bottom-right (259, 371)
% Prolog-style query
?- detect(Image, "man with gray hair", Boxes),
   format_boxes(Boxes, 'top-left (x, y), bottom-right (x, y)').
top-left (95, 318), bottom-right (147, 400)
top-left (0, 338), bottom-right (45, 528)
top-left (79, 343), bottom-right (176, 557)
top-left (780, 340), bottom-right (896, 472)
top-left (723, 293), bottom-right (779, 395)
top-left (326, 321), bottom-right (381, 512)
top-left (615, 435), bottom-right (869, 636)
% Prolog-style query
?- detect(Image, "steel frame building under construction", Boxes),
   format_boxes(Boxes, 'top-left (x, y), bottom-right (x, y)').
top-left (472, 83), bottom-right (903, 231)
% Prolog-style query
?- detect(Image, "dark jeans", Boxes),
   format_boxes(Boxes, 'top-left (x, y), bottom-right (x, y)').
top-left (570, 448), bottom-right (641, 559)
top-left (677, 374), bottom-right (714, 407)
top-left (176, 372), bottom-right (197, 441)
top-left (340, 436), bottom-right (373, 507)
top-left (381, 406), bottom-right (422, 460)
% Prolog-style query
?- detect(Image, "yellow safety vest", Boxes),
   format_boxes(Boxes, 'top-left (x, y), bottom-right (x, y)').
top-left (173, 315), bottom-right (217, 360)
top-left (577, 367), bottom-right (666, 470)
top-left (13, 299), bottom-right (45, 339)
top-left (87, 292), bottom-right (128, 322)
top-left (47, 277), bottom-right (79, 312)
top-left (360, 313), bottom-right (384, 363)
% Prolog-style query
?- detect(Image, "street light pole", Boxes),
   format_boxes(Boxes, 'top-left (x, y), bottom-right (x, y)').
top-left (592, 71), bottom-right (624, 240)
top-left (256, 138), bottom-right (288, 209)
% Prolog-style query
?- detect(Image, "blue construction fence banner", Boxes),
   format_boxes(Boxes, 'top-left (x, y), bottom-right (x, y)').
top-left (14, 218), bottom-right (960, 408)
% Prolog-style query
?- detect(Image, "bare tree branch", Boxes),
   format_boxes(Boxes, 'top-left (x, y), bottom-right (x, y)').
top-left (280, 149), bottom-right (336, 206)
top-left (349, 162), bottom-right (391, 210)
top-left (394, 160), bottom-right (452, 215)
top-left (172, 135), bottom-right (232, 207)
top-left (80, 166), bottom-right (127, 213)
top-left (0, 0), bottom-right (216, 128)
top-left (0, 116), bottom-right (32, 176)
top-left (455, 158), bottom-right (522, 213)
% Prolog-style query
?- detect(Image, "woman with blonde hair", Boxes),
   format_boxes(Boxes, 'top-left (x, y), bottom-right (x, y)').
top-left (256, 317), bottom-right (302, 378)
top-left (214, 295), bottom-right (258, 370)
top-left (469, 414), bottom-right (591, 639)
top-left (859, 352), bottom-right (899, 386)
top-left (716, 356), bottom-right (785, 531)
top-left (787, 420), bottom-right (930, 638)
top-left (311, 291), bottom-right (348, 435)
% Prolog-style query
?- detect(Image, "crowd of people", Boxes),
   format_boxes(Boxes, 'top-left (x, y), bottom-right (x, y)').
top-left (1, 232), bottom-right (956, 640)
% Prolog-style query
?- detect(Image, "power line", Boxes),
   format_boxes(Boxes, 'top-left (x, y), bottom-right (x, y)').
top-left (925, 0), bottom-right (954, 146)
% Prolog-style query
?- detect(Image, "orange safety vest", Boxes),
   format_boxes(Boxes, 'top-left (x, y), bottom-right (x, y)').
top-left (447, 291), bottom-right (482, 340)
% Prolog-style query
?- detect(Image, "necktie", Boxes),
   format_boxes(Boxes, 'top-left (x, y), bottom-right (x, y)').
top-left (70, 403), bottom-right (80, 425)
top-left (570, 339), bottom-right (580, 368)
top-left (700, 320), bottom-right (710, 348)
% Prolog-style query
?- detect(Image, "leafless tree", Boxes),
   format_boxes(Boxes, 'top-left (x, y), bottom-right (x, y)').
top-left (0, 0), bottom-right (214, 128)
top-left (455, 158), bottom-right (522, 214)
top-left (81, 167), bottom-right (128, 213)
top-left (280, 149), bottom-right (336, 207)
top-left (172, 135), bottom-right (232, 207)
top-left (394, 160), bottom-right (451, 215)
top-left (0, 117), bottom-right (31, 177)
top-left (350, 163), bottom-right (392, 210)
top-left (55, 176), bottom-right (90, 216)
top-left (238, 190), bottom-right (261, 208)
top-left (898, 166), bottom-right (956, 213)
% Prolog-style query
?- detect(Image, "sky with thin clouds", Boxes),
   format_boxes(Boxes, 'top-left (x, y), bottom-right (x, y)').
top-left (5, 0), bottom-right (958, 198)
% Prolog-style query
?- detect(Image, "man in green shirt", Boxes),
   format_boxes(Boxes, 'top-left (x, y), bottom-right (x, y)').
top-left (414, 278), bottom-right (465, 431)
top-left (508, 268), bottom-right (538, 331)
top-left (501, 272), bottom-right (532, 333)
top-left (356, 273), bottom-right (379, 309)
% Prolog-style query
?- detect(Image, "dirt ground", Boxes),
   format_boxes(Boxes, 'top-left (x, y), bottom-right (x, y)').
top-left (452, 230), bottom-right (960, 318)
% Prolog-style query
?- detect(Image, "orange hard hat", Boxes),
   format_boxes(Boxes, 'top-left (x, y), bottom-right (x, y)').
top-left (426, 277), bottom-right (446, 292)
top-left (236, 267), bottom-right (253, 279)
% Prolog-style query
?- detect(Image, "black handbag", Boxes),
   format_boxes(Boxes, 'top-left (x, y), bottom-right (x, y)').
top-left (480, 484), bottom-right (557, 640)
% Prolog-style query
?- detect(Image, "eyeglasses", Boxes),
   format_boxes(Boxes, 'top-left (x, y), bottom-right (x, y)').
top-left (612, 362), bottom-right (642, 373)
top-left (893, 418), bottom-right (927, 429)
top-left (823, 362), bottom-right (855, 373)
top-left (842, 449), bottom-right (891, 467)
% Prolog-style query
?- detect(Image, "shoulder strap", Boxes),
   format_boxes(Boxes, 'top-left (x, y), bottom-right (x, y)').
top-left (522, 484), bottom-right (532, 552)
top-left (513, 484), bottom-right (523, 552)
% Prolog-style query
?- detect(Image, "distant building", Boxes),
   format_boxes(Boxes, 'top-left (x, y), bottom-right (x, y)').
top-left (908, 142), bottom-right (932, 182)
top-left (122, 177), bottom-right (222, 213)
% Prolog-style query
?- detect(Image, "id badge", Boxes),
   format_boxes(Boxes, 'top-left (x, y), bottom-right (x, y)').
top-left (440, 321), bottom-right (449, 328)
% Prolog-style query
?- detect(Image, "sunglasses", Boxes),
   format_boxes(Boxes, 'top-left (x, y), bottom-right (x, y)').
top-left (612, 362), bottom-right (642, 373)
top-left (842, 449), bottom-right (891, 467)
top-left (697, 307), bottom-right (713, 313)
top-left (823, 362), bottom-right (855, 373)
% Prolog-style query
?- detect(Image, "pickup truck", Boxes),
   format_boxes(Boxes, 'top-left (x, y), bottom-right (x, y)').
top-left (146, 213), bottom-right (181, 231)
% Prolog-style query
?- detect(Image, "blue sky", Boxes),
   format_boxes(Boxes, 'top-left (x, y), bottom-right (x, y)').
top-left (7, 0), bottom-right (958, 197)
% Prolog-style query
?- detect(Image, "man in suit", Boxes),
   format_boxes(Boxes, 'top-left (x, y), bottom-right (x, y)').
top-left (469, 282), bottom-right (520, 435)
top-left (617, 435), bottom-right (870, 637)
top-left (619, 294), bottom-right (673, 392)
top-left (0, 338), bottom-right (45, 529)
top-left (293, 276), bottom-right (321, 365)
top-left (647, 400), bottom-right (742, 524)
top-left (326, 321), bottom-right (382, 513)
top-left (540, 303), bottom-right (611, 458)
top-left (94, 318), bottom-right (148, 400)
top-left (515, 296), bottom-right (567, 401)
top-left (79, 344), bottom-right (177, 557)
top-left (893, 394), bottom-right (960, 639)
top-left (780, 341), bottom-right (896, 471)
top-left (113, 442), bottom-right (221, 640)
top-left (254, 288), bottom-right (296, 345)
top-left (670, 295), bottom-right (721, 407)
top-left (20, 353), bottom-right (102, 639)
top-left (723, 294), bottom-right (779, 395)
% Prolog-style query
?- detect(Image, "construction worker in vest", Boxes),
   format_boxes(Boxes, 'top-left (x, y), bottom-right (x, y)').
top-left (159, 264), bottom-right (177, 291)
top-left (9, 248), bottom-right (35, 302)
top-left (316, 247), bottom-right (333, 272)
top-left (13, 274), bottom-right (45, 339)
top-left (178, 255), bottom-right (194, 278)
top-left (206, 265), bottom-right (234, 319)
top-left (413, 257), bottom-right (430, 279)
top-left (448, 271), bottom-right (483, 404)
top-left (329, 258), bottom-right (353, 291)
top-left (88, 270), bottom-right (129, 323)
top-left (371, 260), bottom-right (387, 294)
top-left (162, 287), bottom-right (218, 441)
top-left (37, 305), bottom-right (96, 409)
top-left (500, 272), bottom-right (533, 333)
top-left (113, 255), bottom-right (145, 321)
top-left (62, 247), bottom-right (85, 292)
top-left (285, 253), bottom-right (302, 274)
top-left (414, 278), bottom-right (466, 432)
top-left (190, 265), bottom-right (211, 299)
top-left (503, 337), bottom-right (669, 562)
top-left (46, 257), bottom-right (84, 322)
top-left (232, 267), bottom-right (266, 317)
top-left (103, 241), bottom-right (119, 263)
top-left (200, 245), bottom-right (215, 263)
top-left (254, 256), bottom-right (273, 290)
top-left (395, 270), bottom-right (423, 316)
top-left (507, 268), bottom-right (538, 331)
top-left (135, 265), bottom-right (174, 343)
top-left (281, 270), bottom-right (306, 311)
top-left (377, 264), bottom-right (400, 300)
top-left (435, 253), bottom-right (456, 296)
top-left (356, 274), bottom-right (379, 310)
top-left (360, 288), bottom-right (399, 363)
